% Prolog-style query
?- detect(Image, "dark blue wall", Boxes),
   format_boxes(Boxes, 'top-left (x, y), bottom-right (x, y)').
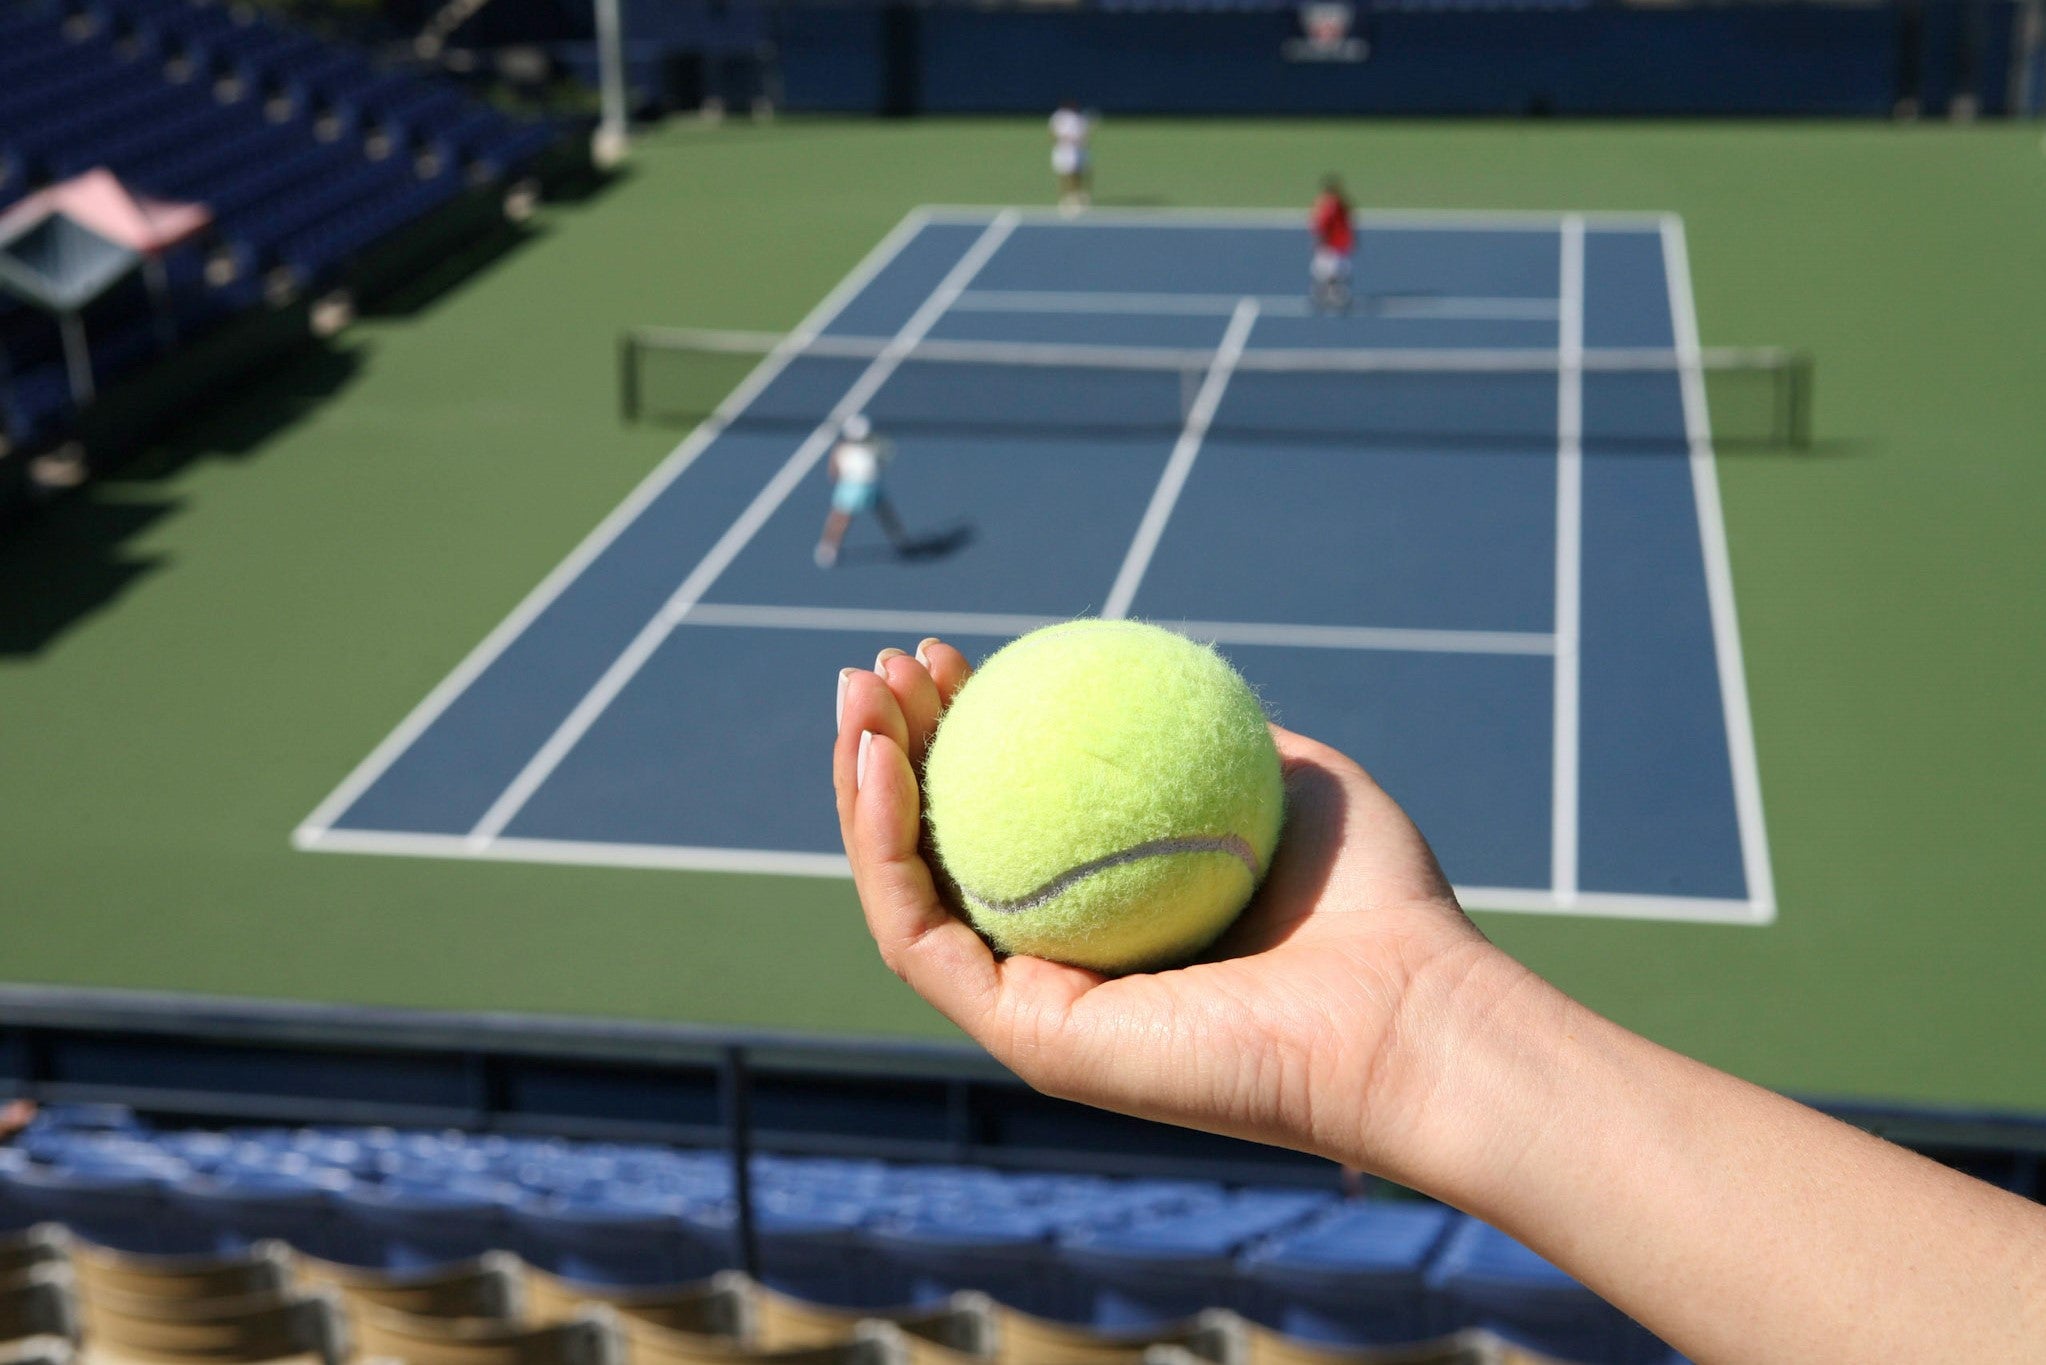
top-left (775, 1), bottom-right (2024, 117)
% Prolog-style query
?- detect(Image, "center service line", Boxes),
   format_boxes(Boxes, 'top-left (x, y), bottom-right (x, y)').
top-left (1551, 215), bottom-right (1586, 904)
top-left (1102, 297), bottom-right (1261, 620)
top-left (464, 211), bottom-right (1021, 848)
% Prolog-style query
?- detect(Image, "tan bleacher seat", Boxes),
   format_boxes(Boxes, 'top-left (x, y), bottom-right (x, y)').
top-left (291, 1255), bottom-right (521, 1323)
top-left (75, 1287), bottom-right (344, 1365)
top-left (1230, 1321), bottom-right (1581, 1365)
top-left (1, 1267), bottom-right (79, 1345)
top-left (0, 1230), bottom-right (71, 1281)
top-left (520, 1270), bottom-right (745, 1341)
top-left (979, 1306), bottom-right (1239, 1365)
top-left (69, 1245), bottom-right (291, 1307)
top-left (750, 1286), bottom-right (992, 1357)
top-left (349, 1304), bottom-right (618, 1365)
top-left (620, 1315), bottom-right (908, 1365)
top-left (0, 1337), bottom-right (76, 1365)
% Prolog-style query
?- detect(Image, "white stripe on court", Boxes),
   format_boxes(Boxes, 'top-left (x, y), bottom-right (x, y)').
top-left (683, 603), bottom-right (1064, 639)
top-left (296, 827), bottom-right (1765, 922)
top-left (1101, 298), bottom-right (1261, 620)
top-left (919, 205), bottom-right (1673, 232)
top-left (679, 602), bottom-right (1555, 657)
top-left (291, 209), bottom-right (936, 850)
top-left (951, 290), bottom-right (1560, 321)
top-left (1171, 618), bottom-right (1553, 656)
top-left (462, 211), bottom-right (1022, 849)
top-left (1456, 884), bottom-right (1771, 925)
top-left (1551, 216), bottom-right (1585, 905)
top-left (1662, 215), bottom-right (1778, 924)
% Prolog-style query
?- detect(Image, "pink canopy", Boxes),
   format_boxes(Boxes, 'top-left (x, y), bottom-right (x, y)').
top-left (0, 167), bottom-right (211, 256)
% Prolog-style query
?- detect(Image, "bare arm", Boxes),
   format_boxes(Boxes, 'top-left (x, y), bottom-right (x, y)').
top-left (833, 642), bottom-right (2046, 1364)
top-left (1378, 947), bottom-right (2046, 1362)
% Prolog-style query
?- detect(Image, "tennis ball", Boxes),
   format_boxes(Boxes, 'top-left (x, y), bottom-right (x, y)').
top-left (922, 620), bottom-right (1284, 975)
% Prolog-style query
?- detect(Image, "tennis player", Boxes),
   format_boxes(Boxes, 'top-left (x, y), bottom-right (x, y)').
top-left (814, 414), bottom-right (911, 568)
top-left (1050, 100), bottom-right (1093, 215)
top-left (1309, 175), bottom-right (1356, 314)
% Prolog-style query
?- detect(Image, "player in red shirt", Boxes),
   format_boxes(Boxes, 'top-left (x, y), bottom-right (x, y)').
top-left (1309, 175), bottom-right (1356, 315)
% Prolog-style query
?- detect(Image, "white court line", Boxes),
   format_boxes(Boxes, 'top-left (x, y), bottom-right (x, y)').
top-left (682, 603), bottom-right (1556, 657)
top-left (306, 828), bottom-right (850, 877)
top-left (1662, 215), bottom-right (1777, 925)
top-left (1456, 885), bottom-right (1769, 925)
top-left (684, 603), bottom-right (1063, 639)
top-left (462, 212), bottom-right (1022, 848)
top-left (1551, 216), bottom-right (1585, 904)
top-left (292, 208), bottom-right (936, 850)
top-left (1101, 298), bottom-right (1261, 620)
top-left (952, 290), bottom-right (1560, 321)
top-left (920, 204), bottom-right (1672, 231)
top-left (300, 829), bottom-right (1763, 922)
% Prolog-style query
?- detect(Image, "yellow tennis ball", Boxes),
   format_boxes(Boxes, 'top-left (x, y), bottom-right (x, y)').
top-left (922, 620), bottom-right (1284, 974)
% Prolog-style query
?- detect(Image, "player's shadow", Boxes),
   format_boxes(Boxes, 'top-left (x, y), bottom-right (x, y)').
top-left (898, 523), bottom-right (975, 561)
top-left (840, 522), bottom-right (976, 565)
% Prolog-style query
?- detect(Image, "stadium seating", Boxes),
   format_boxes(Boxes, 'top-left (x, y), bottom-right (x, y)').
top-left (523, 1265), bottom-right (749, 1337)
top-left (0, 0), bottom-right (566, 457)
top-left (0, 1267), bottom-right (75, 1348)
top-left (73, 1284), bottom-right (346, 1365)
top-left (67, 1239), bottom-right (290, 1304)
top-left (0, 1106), bottom-right (1667, 1362)
top-left (296, 1251), bottom-right (523, 1323)
top-left (1240, 1203), bottom-right (1455, 1347)
top-left (0, 1228), bottom-right (67, 1280)
top-left (350, 1304), bottom-right (619, 1365)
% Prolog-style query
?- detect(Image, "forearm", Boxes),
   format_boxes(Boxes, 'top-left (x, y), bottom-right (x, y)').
top-left (1366, 944), bottom-right (2046, 1364)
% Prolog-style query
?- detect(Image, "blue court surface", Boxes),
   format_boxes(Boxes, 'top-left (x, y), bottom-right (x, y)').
top-left (297, 207), bottom-right (1774, 924)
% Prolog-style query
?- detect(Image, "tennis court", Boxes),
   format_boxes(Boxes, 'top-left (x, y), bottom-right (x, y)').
top-left (295, 207), bottom-right (1772, 924)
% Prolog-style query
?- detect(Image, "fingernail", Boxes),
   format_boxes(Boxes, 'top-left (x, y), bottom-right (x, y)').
top-left (836, 668), bottom-right (852, 734)
top-left (915, 637), bottom-right (940, 667)
top-left (856, 731), bottom-right (872, 790)
top-left (875, 647), bottom-right (905, 675)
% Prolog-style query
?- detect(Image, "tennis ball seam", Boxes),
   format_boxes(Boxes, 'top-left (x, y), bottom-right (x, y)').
top-left (955, 833), bottom-right (1261, 915)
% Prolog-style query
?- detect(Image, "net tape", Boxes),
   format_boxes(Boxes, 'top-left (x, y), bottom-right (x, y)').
top-left (622, 327), bottom-right (1812, 449)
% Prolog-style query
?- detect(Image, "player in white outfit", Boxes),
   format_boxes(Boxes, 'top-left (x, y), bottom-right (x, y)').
top-left (1050, 101), bottom-right (1092, 215)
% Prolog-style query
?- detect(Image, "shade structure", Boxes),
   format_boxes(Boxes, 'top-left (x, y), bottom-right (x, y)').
top-left (0, 170), bottom-right (213, 404)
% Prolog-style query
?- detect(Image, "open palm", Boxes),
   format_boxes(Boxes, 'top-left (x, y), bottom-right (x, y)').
top-left (833, 638), bottom-right (1505, 1175)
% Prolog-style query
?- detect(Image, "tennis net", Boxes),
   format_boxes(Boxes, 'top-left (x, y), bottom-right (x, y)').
top-left (619, 326), bottom-right (1814, 451)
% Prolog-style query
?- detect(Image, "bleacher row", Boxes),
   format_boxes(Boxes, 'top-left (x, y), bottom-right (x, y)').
top-left (1091, 0), bottom-right (1588, 14)
top-left (0, 1109), bottom-right (1674, 1364)
top-left (0, 0), bottom-right (563, 453)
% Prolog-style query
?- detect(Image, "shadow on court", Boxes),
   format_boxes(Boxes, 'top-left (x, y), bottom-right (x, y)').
top-left (0, 495), bottom-right (172, 657)
top-left (837, 522), bottom-right (977, 564)
top-left (0, 344), bottom-right (366, 656)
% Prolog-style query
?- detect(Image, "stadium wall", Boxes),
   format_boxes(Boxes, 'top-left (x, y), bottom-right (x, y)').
top-left (2, 987), bottom-right (2043, 1196)
top-left (774, 1), bottom-right (2024, 118)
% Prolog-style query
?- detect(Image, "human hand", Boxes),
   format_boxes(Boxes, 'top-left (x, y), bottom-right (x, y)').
top-left (832, 638), bottom-right (1521, 1180)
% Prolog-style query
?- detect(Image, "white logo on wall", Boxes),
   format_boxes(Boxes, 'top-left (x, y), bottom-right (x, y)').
top-left (1284, 1), bottom-right (1368, 62)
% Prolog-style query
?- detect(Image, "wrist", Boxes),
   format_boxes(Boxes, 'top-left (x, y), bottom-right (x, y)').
top-left (1336, 929), bottom-right (1569, 1203)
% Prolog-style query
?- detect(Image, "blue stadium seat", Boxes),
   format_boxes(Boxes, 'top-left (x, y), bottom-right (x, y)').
top-left (169, 1168), bottom-right (345, 1257)
top-left (1240, 1201), bottom-right (1454, 1346)
top-left (0, 1148), bottom-right (29, 1231)
top-left (333, 1179), bottom-right (513, 1269)
top-left (1427, 1219), bottom-right (1668, 1365)
top-left (511, 1189), bottom-right (713, 1286)
top-left (864, 1209), bottom-right (1074, 1320)
top-left (0, 1162), bottom-right (193, 1254)
top-left (751, 1199), bottom-right (879, 1308)
top-left (1061, 1221), bottom-right (1247, 1328)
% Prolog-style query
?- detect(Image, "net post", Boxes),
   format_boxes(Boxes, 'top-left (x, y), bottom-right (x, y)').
top-left (1788, 351), bottom-right (1814, 450)
top-left (619, 331), bottom-right (640, 424)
